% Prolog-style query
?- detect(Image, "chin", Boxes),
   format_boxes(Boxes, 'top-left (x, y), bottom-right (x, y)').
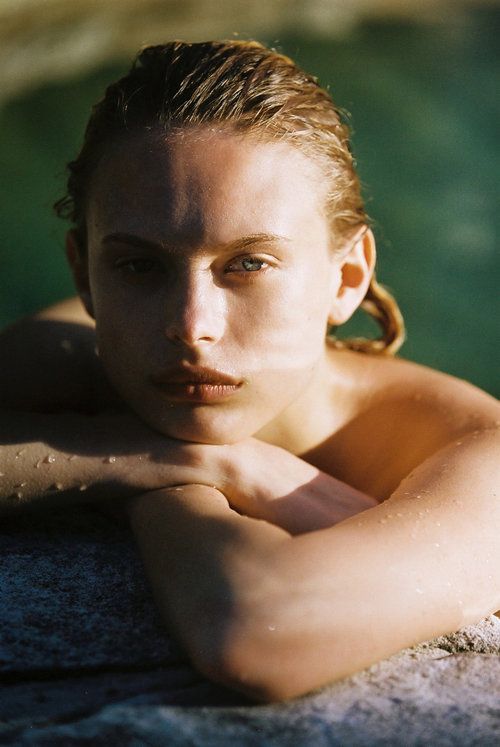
top-left (137, 406), bottom-right (260, 445)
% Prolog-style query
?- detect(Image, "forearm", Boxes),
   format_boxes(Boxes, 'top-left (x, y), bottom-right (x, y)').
top-left (0, 409), bottom-right (144, 514)
top-left (127, 484), bottom-right (384, 701)
top-left (126, 485), bottom-right (290, 698)
top-left (0, 409), bottom-right (220, 516)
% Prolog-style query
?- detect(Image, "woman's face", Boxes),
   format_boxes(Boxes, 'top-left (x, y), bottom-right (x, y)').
top-left (81, 128), bottom-right (344, 443)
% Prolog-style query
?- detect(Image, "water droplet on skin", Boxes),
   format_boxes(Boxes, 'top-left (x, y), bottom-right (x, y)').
top-left (458, 600), bottom-right (463, 606)
top-left (79, 484), bottom-right (88, 492)
top-left (268, 625), bottom-right (276, 631)
top-left (434, 543), bottom-right (440, 548)
top-left (43, 455), bottom-right (56, 464)
top-left (55, 483), bottom-right (64, 490)
top-left (456, 441), bottom-right (462, 446)
top-left (67, 455), bottom-right (77, 462)
top-left (396, 512), bottom-right (403, 518)
top-left (436, 521), bottom-right (441, 526)
top-left (0, 472), bottom-right (4, 477)
top-left (378, 518), bottom-right (387, 524)
top-left (15, 449), bottom-right (26, 459)
top-left (103, 456), bottom-right (116, 464)
top-left (35, 459), bottom-right (43, 469)
top-left (16, 492), bottom-right (23, 499)
top-left (60, 339), bottom-right (73, 353)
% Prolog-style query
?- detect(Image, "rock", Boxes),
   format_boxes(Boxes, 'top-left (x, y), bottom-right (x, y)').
top-left (0, 0), bottom-right (475, 103)
top-left (1, 507), bottom-right (500, 745)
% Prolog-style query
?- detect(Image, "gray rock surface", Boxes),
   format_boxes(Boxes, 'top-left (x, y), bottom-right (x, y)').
top-left (1, 507), bottom-right (500, 745)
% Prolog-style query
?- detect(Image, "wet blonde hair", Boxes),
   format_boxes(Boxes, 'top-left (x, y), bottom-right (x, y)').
top-left (55, 40), bottom-right (405, 354)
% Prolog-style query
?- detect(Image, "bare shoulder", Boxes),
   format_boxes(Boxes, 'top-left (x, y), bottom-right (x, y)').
top-left (317, 347), bottom-right (499, 498)
top-left (0, 296), bottom-right (116, 413)
top-left (356, 350), bottom-right (498, 427)
top-left (33, 296), bottom-right (95, 326)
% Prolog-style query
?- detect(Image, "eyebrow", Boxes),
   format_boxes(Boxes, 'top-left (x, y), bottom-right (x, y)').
top-left (100, 232), bottom-right (290, 253)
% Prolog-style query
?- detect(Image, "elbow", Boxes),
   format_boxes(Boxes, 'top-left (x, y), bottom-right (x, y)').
top-left (191, 616), bottom-right (319, 703)
top-left (196, 644), bottom-right (300, 704)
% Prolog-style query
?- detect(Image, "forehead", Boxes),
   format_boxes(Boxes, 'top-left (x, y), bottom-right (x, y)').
top-left (86, 128), bottom-right (328, 248)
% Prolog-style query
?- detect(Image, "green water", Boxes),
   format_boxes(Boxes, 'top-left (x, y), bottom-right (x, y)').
top-left (0, 10), bottom-right (498, 395)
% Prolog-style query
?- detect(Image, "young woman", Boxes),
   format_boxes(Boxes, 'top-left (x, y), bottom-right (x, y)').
top-left (1, 41), bottom-right (499, 702)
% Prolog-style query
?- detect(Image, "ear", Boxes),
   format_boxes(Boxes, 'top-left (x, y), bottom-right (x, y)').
top-left (328, 228), bottom-right (376, 326)
top-left (65, 230), bottom-right (95, 319)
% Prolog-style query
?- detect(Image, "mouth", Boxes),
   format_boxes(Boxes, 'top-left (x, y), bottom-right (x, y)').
top-left (150, 365), bottom-right (244, 403)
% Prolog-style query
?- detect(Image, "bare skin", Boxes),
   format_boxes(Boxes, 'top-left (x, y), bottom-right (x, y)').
top-left (1, 129), bottom-right (499, 702)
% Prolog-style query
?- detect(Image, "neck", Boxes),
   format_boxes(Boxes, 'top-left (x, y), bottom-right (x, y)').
top-left (254, 349), bottom-right (352, 455)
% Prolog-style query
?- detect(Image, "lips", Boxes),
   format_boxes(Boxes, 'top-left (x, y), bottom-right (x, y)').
top-left (150, 365), bottom-right (243, 403)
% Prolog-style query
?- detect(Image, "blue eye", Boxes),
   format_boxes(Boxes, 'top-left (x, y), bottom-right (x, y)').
top-left (241, 258), bottom-right (264, 272)
top-left (226, 256), bottom-right (267, 274)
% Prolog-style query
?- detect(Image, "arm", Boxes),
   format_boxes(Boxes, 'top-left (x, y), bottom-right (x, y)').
top-left (0, 409), bottom-right (229, 517)
top-left (127, 427), bottom-right (500, 702)
top-left (221, 438), bottom-right (379, 533)
top-left (0, 408), bottom-right (376, 525)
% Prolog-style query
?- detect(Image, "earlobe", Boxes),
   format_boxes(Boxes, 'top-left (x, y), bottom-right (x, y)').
top-left (65, 230), bottom-right (95, 319)
top-left (328, 228), bottom-right (376, 326)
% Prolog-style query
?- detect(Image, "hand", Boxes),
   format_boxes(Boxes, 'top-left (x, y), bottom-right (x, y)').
top-left (218, 438), bottom-right (379, 534)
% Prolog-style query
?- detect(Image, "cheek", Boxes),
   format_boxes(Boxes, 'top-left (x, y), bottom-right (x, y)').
top-left (91, 274), bottom-right (159, 342)
top-left (266, 269), bottom-right (332, 331)
top-left (92, 299), bottom-right (157, 378)
top-left (231, 279), bottom-right (330, 373)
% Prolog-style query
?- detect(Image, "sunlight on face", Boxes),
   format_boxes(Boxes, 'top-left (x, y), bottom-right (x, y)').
top-left (85, 129), bottom-right (343, 443)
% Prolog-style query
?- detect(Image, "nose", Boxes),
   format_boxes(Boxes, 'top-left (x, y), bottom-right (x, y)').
top-left (164, 269), bottom-right (226, 348)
